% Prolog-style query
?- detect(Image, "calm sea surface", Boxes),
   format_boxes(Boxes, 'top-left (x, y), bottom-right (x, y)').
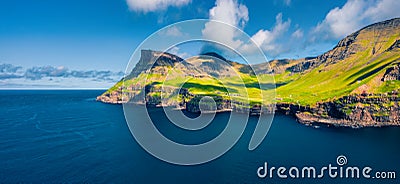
top-left (0, 90), bottom-right (399, 183)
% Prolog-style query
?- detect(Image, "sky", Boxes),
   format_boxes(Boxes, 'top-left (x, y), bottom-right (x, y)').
top-left (0, 0), bottom-right (399, 88)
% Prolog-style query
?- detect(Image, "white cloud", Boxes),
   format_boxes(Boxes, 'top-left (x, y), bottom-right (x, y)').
top-left (312, 0), bottom-right (400, 40)
top-left (126, 0), bottom-right (191, 13)
top-left (363, 0), bottom-right (400, 22)
top-left (202, 0), bottom-right (249, 50)
top-left (208, 0), bottom-right (249, 27)
top-left (201, 0), bottom-right (293, 57)
top-left (243, 13), bottom-right (291, 56)
top-left (159, 26), bottom-right (185, 37)
top-left (284, 0), bottom-right (291, 6)
top-left (0, 64), bottom-right (125, 89)
top-left (251, 13), bottom-right (291, 48)
top-left (291, 28), bottom-right (303, 39)
top-left (168, 46), bottom-right (189, 58)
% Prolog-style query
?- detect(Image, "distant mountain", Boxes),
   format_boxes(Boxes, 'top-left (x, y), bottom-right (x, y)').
top-left (200, 52), bottom-right (227, 61)
top-left (98, 18), bottom-right (400, 127)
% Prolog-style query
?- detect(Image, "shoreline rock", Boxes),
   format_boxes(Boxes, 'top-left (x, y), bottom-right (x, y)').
top-left (294, 112), bottom-right (400, 128)
top-left (96, 91), bottom-right (400, 128)
top-left (276, 92), bottom-right (400, 128)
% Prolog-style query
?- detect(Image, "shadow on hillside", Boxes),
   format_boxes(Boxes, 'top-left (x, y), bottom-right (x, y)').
top-left (348, 61), bottom-right (395, 84)
top-left (182, 82), bottom-right (238, 93)
top-left (227, 82), bottom-right (285, 90)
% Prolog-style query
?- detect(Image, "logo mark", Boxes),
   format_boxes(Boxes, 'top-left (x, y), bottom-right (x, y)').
top-left (336, 155), bottom-right (348, 166)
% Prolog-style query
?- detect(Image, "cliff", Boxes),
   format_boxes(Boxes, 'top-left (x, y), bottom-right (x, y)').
top-left (98, 18), bottom-right (400, 128)
top-left (269, 18), bottom-right (400, 127)
top-left (276, 92), bottom-right (400, 128)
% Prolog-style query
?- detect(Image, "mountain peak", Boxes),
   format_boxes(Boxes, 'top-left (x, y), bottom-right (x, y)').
top-left (200, 52), bottom-right (227, 61)
top-left (322, 17), bottom-right (400, 63)
top-left (273, 18), bottom-right (400, 74)
top-left (127, 50), bottom-right (185, 78)
top-left (360, 17), bottom-right (400, 32)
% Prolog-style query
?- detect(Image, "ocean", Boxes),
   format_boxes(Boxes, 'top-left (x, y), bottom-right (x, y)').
top-left (0, 90), bottom-right (399, 183)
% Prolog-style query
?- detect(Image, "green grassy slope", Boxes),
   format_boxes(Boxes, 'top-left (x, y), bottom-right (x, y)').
top-left (100, 18), bottom-right (399, 108)
top-left (270, 18), bottom-right (400, 105)
top-left (273, 51), bottom-right (399, 105)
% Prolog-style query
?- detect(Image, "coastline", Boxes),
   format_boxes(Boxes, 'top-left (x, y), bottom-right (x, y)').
top-left (96, 96), bottom-right (400, 128)
top-left (294, 112), bottom-right (400, 128)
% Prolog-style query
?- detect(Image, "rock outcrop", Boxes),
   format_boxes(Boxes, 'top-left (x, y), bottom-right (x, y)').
top-left (127, 50), bottom-right (185, 78)
top-left (277, 92), bottom-right (400, 127)
top-left (382, 63), bottom-right (400, 81)
top-left (96, 87), bottom-right (127, 104)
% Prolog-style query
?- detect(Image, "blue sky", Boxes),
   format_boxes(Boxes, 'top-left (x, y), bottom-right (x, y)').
top-left (0, 0), bottom-right (399, 88)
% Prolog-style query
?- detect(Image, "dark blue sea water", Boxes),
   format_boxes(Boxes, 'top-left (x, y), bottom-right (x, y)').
top-left (0, 90), bottom-right (399, 183)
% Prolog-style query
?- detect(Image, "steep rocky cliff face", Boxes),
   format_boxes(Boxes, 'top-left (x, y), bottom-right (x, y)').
top-left (318, 93), bottom-right (399, 123)
top-left (277, 93), bottom-right (400, 127)
top-left (99, 18), bottom-right (400, 127)
top-left (285, 58), bottom-right (319, 73)
top-left (127, 50), bottom-right (186, 78)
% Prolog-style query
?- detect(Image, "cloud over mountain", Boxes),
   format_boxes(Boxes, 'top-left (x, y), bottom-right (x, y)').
top-left (312, 0), bottom-right (400, 40)
top-left (201, 0), bottom-right (292, 58)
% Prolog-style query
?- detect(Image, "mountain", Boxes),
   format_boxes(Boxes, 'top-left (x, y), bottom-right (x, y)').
top-left (97, 18), bottom-right (400, 127)
top-left (271, 18), bottom-right (400, 127)
top-left (260, 18), bottom-right (400, 75)
top-left (269, 18), bottom-right (399, 103)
